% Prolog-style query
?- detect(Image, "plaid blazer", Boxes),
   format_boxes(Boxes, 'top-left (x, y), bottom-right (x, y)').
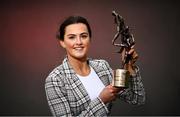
top-left (45, 57), bottom-right (145, 116)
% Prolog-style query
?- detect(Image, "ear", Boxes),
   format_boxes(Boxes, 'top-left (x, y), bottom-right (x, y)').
top-left (59, 40), bottom-right (66, 48)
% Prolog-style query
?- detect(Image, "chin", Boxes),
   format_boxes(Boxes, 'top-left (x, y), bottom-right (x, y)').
top-left (68, 51), bottom-right (88, 60)
top-left (74, 54), bottom-right (87, 60)
top-left (76, 56), bottom-right (87, 60)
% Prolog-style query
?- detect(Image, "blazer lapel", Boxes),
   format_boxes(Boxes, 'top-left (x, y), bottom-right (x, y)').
top-left (89, 59), bottom-right (111, 87)
top-left (62, 58), bottom-right (91, 103)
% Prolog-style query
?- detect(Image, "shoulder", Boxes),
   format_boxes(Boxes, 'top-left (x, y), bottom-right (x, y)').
top-left (45, 64), bottom-right (67, 96)
top-left (89, 58), bottom-right (111, 69)
top-left (45, 64), bottom-right (65, 84)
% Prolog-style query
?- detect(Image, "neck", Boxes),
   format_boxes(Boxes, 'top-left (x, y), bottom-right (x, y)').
top-left (67, 55), bottom-right (90, 76)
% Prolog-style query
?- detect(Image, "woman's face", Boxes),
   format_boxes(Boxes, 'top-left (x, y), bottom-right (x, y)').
top-left (60, 23), bottom-right (90, 61)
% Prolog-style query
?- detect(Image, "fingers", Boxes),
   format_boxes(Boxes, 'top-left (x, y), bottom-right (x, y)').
top-left (99, 85), bottom-right (118, 103)
top-left (108, 85), bottom-right (123, 101)
top-left (128, 48), bottom-right (138, 64)
top-left (108, 88), bottom-right (118, 101)
top-left (121, 48), bottom-right (138, 61)
top-left (99, 85), bottom-right (122, 103)
top-left (108, 85), bottom-right (123, 94)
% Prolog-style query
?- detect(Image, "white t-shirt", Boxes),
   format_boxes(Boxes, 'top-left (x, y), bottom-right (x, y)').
top-left (76, 66), bottom-right (105, 100)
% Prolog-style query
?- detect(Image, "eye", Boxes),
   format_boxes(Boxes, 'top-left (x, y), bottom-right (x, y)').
top-left (68, 36), bottom-right (75, 40)
top-left (81, 34), bottom-right (88, 39)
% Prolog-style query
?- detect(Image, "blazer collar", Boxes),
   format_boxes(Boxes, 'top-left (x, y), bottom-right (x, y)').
top-left (62, 57), bottom-right (109, 87)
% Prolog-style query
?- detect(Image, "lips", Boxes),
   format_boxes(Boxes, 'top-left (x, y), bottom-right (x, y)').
top-left (74, 47), bottom-right (84, 50)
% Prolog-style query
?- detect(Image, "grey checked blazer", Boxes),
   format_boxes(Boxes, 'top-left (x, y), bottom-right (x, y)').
top-left (45, 57), bottom-right (145, 116)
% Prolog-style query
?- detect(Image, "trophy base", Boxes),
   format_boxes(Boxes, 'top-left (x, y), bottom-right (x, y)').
top-left (112, 69), bottom-right (130, 88)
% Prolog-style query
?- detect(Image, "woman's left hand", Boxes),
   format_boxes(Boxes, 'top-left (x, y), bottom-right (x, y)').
top-left (121, 47), bottom-right (138, 75)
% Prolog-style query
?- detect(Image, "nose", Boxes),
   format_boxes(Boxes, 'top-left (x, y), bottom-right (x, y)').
top-left (76, 36), bottom-right (82, 45)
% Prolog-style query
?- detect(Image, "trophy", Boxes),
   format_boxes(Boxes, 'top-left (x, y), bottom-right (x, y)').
top-left (111, 11), bottom-right (135, 88)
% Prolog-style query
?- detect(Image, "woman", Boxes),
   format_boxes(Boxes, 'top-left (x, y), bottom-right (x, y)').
top-left (45, 16), bottom-right (145, 116)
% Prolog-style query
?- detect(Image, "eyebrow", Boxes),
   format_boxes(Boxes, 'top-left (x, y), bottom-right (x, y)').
top-left (67, 32), bottom-right (89, 37)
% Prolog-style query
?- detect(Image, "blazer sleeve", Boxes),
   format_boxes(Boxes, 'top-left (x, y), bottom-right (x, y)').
top-left (118, 66), bottom-right (146, 105)
top-left (103, 60), bottom-right (145, 105)
top-left (45, 74), bottom-right (109, 116)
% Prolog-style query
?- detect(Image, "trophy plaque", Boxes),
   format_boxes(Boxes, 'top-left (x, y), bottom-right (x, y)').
top-left (112, 69), bottom-right (129, 87)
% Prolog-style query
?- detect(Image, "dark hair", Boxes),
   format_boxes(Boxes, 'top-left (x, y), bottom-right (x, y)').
top-left (56, 16), bottom-right (92, 40)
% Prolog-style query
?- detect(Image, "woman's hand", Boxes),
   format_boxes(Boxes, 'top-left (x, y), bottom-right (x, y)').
top-left (99, 85), bottom-right (124, 104)
top-left (121, 47), bottom-right (138, 75)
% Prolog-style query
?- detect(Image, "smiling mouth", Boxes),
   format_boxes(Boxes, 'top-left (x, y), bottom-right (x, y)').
top-left (74, 47), bottom-right (84, 50)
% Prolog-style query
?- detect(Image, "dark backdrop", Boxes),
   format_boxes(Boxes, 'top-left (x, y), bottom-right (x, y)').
top-left (1, 0), bottom-right (180, 116)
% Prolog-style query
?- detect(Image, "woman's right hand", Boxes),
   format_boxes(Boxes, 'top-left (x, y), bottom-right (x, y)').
top-left (99, 85), bottom-right (123, 104)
